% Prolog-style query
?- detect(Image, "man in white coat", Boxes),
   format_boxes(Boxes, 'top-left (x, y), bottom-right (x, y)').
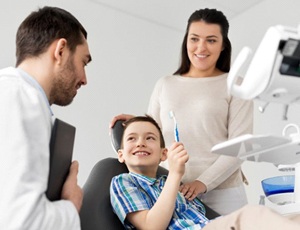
top-left (0, 6), bottom-right (92, 229)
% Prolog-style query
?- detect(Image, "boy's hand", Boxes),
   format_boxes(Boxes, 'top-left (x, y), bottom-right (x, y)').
top-left (167, 142), bottom-right (189, 177)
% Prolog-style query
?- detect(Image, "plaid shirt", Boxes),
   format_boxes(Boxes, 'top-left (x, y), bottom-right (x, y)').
top-left (110, 172), bottom-right (210, 229)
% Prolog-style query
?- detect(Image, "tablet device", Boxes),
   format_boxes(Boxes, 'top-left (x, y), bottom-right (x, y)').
top-left (46, 118), bottom-right (76, 201)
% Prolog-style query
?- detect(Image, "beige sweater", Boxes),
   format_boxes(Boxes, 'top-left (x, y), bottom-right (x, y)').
top-left (148, 74), bottom-right (253, 192)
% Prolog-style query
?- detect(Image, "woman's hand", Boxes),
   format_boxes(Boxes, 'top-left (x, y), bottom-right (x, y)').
top-left (109, 114), bottom-right (134, 128)
top-left (179, 180), bottom-right (207, 201)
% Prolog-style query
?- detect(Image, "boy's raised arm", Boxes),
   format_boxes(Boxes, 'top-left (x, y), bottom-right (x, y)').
top-left (126, 142), bottom-right (188, 230)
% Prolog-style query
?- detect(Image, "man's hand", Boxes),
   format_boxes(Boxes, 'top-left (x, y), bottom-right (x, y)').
top-left (61, 161), bottom-right (83, 212)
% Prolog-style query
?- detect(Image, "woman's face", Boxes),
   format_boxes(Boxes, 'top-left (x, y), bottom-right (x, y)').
top-left (186, 20), bottom-right (224, 77)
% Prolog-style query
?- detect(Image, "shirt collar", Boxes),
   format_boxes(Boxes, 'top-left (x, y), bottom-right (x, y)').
top-left (129, 172), bottom-right (165, 186)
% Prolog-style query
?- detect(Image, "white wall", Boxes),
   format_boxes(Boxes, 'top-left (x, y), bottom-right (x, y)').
top-left (230, 0), bottom-right (300, 205)
top-left (0, 0), bottom-right (184, 186)
top-left (2, 0), bottom-right (300, 208)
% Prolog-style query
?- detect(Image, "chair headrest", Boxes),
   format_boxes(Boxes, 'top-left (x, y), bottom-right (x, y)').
top-left (110, 120), bottom-right (125, 153)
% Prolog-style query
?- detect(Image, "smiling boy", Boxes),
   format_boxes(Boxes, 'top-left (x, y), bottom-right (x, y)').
top-left (110, 115), bottom-right (300, 230)
top-left (110, 115), bottom-right (209, 229)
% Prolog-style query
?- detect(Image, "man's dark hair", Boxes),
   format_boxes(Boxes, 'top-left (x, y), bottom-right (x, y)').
top-left (16, 6), bottom-right (87, 66)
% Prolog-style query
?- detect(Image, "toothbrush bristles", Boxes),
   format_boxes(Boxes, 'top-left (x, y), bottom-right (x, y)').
top-left (169, 110), bottom-right (174, 118)
top-left (169, 110), bottom-right (176, 122)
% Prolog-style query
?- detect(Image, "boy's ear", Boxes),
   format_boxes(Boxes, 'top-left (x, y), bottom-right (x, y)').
top-left (117, 149), bottom-right (125, 163)
top-left (160, 148), bottom-right (168, 162)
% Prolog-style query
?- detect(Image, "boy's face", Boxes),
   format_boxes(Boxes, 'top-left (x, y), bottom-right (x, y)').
top-left (118, 121), bottom-right (167, 177)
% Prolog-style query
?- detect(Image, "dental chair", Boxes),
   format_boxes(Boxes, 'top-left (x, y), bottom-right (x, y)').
top-left (80, 120), bottom-right (220, 230)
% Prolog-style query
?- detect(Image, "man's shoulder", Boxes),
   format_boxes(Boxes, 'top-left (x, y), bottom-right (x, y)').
top-left (0, 67), bottom-right (20, 81)
top-left (0, 67), bottom-right (35, 96)
top-left (0, 67), bottom-right (18, 75)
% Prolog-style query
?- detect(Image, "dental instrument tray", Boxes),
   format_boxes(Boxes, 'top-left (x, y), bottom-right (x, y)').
top-left (211, 134), bottom-right (300, 165)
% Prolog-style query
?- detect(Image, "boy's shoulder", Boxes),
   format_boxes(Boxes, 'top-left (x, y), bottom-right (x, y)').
top-left (112, 172), bottom-right (131, 182)
top-left (111, 172), bottom-right (139, 185)
top-left (112, 172), bottom-right (167, 187)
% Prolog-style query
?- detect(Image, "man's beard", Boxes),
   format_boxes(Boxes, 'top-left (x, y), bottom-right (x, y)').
top-left (50, 57), bottom-right (78, 106)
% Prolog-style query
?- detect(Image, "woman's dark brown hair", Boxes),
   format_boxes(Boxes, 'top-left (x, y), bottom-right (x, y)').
top-left (174, 8), bottom-right (231, 75)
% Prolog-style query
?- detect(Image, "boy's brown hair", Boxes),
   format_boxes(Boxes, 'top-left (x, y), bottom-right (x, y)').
top-left (121, 115), bottom-right (166, 148)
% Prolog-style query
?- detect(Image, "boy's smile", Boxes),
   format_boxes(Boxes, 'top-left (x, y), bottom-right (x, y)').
top-left (133, 151), bottom-right (150, 156)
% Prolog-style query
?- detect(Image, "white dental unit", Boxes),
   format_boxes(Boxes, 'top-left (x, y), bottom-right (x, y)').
top-left (211, 24), bottom-right (300, 215)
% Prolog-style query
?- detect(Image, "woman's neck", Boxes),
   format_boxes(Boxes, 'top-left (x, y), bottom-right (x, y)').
top-left (182, 67), bottom-right (224, 78)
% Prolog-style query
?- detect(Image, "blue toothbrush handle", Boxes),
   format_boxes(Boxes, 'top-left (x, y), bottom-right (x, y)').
top-left (174, 126), bottom-right (179, 142)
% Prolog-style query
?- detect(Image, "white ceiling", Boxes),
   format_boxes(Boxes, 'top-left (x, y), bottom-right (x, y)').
top-left (89, 0), bottom-right (264, 32)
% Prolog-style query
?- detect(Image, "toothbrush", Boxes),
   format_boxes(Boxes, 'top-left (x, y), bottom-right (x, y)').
top-left (169, 110), bottom-right (179, 142)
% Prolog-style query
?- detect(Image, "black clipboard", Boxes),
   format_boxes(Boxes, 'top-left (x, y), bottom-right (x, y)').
top-left (46, 118), bottom-right (76, 201)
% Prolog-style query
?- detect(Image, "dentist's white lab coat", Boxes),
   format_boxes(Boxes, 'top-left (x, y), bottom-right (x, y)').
top-left (0, 67), bottom-right (80, 230)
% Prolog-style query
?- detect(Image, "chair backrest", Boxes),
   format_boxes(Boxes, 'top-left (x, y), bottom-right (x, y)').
top-left (79, 157), bottom-right (168, 230)
top-left (79, 120), bottom-right (134, 230)
top-left (79, 120), bottom-right (219, 230)
top-left (80, 158), bottom-right (126, 230)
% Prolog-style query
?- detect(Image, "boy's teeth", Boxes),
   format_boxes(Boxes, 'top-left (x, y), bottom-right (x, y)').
top-left (135, 152), bottom-right (149, 156)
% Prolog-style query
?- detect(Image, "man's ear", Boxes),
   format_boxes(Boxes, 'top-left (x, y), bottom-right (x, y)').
top-left (54, 38), bottom-right (68, 64)
top-left (117, 149), bottom-right (125, 163)
top-left (160, 148), bottom-right (168, 162)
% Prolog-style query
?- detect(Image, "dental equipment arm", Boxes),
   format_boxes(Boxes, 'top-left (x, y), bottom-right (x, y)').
top-left (212, 25), bottom-right (300, 214)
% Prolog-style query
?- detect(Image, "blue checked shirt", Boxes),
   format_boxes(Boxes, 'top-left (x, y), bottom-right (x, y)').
top-left (110, 172), bottom-right (210, 229)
